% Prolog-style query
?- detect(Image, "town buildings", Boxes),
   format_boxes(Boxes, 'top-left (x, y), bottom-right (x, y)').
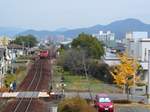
top-left (125, 32), bottom-right (148, 61)
top-left (0, 36), bottom-right (25, 87)
top-left (7, 44), bottom-right (25, 61)
top-left (125, 31), bottom-right (150, 82)
top-left (93, 31), bottom-right (116, 48)
top-left (105, 31), bottom-right (150, 83)
top-left (103, 32), bottom-right (150, 94)
top-left (0, 36), bottom-right (11, 87)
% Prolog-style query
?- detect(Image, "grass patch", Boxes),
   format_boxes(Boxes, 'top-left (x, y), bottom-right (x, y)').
top-left (15, 66), bottom-right (27, 85)
top-left (3, 63), bottom-right (27, 91)
top-left (53, 66), bottom-right (121, 93)
top-left (15, 55), bottom-right (34, 63)
top-left (16, 55), bottom-right (30, 60)
top-left (0, 99), bottom-right (8, 112)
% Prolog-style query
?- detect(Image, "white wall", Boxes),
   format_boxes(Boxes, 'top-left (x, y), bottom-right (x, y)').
top-left (141, 40), bottom-right (150, 62)
top-left (125, 33), bottom-right (150, 82)
top-left (130, 40), bottom-right (150, 62)
top-left (125, 32), bottom-right (148, 60)
top-left (18, 50), bottom-right (24, 56)
top-left (132, 32), bottom-right (148, 39)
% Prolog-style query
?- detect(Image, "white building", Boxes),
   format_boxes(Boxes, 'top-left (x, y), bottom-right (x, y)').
top-left (7, 44), bottom-right (25, 61)
top-left (0, 48), bottom-right (11, 87)
top-left (126, 32), bottom-right (148, 40)
top-left (125, 31), bottom-right (150, 82)
top-left (104, 50), bottom-right (120, 66)
top-left (125, 32), bottom-right (148, 61)
top-left (95, 31), bottom-right (115, 41)
top-left (93, 31), bottom-right (116, 48)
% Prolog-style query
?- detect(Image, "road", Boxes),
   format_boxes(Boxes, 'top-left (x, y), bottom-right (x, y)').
top-left (115, 105), bottom-right (150, 112)
top-left (65, 92), bottom-right (147, 102)
top-left (65, 92), bottom-right (150, 112)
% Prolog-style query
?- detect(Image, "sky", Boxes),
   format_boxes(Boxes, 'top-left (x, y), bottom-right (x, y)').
top-left (0, 0), bottom-right (150, 30)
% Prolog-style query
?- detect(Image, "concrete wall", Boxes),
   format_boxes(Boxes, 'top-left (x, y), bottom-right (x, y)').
top-left (141, 41), bottom-right (150, 62)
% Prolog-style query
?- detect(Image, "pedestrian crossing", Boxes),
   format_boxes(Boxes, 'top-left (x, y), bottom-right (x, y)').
top-left (0, 92), bottom-right (50, 98)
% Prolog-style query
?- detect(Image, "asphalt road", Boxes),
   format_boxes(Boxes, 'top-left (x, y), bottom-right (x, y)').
top-left (115, 105), bottom-right (150, 112)
top-left (65, 92), bottom-right (150, 112)
top-left (65, 92), bottom-right (147, 102)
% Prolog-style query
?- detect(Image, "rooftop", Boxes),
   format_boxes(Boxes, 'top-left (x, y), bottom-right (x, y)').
top-left (7, 44), bottom-right (24, 49)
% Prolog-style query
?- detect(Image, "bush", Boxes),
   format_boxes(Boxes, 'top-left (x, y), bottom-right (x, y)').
top-left (88, 62), bottom-right (113, 84)
top-left (58, 96), bottom-right (96, 112)
top-left (4, 74), bottom-right (16, 88)
top-left (57, 49), bottom-right (113, 83)
top-left (112, 99), bottom-right (132, 104)
top-left (136, 83), bottom-right (146, 87)
top-left (15, 66), bottom-right (26, 75)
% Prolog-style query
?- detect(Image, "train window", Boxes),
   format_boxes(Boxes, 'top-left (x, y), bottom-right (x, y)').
top-left (40, 51), bottom-right (48, 53)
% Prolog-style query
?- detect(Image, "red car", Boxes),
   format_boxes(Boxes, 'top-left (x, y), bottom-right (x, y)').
top-left (94, 94), bottom-right (114, 112)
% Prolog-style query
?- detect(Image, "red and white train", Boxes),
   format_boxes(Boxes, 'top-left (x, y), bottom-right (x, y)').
top-left (39, 50), bottom-right (49, 59)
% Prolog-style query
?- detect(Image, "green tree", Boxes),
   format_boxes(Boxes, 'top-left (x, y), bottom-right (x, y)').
top-left (57, 49), bottom-right (113, 83)
top-left (13, 35), bottom-right (38, 47)
top-left (71, 33), bottom-right (105, 59)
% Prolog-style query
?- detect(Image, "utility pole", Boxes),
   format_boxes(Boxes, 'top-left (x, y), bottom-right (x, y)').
top-left (132, 59), bottom-right (136, 95)
top-left (147, 50), bottom-right (150, 104)
top-left (22, 42), bottom-right (25, 55)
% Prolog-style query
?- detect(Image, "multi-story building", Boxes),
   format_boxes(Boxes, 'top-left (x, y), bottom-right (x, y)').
top-left (93, 31), bottom-right (116, 48)
top-left (125, 32), bottom-right (148, 61)
top-left (0, 48), bottom-right (11, 87)
top-left (97, 31), bottom-right (115, 41)
top-left (125, 31), bottom-right (150, 82)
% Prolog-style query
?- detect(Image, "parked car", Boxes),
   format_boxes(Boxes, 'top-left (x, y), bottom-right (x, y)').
top-left (94, 94), bottom-right (114, 112)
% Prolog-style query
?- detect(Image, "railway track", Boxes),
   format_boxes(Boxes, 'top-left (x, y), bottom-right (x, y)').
top-left (2, 59), bottom-right (49, 112)
top-left (13, 60), bottom-right (43, 112)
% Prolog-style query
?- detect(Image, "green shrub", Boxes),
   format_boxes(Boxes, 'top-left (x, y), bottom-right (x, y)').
top-left (136, 83), bottom-right (146, 87)
top-left (58, 96), bottom-right (96, 112)
top-left (4, 74), bottom-right (16, 88)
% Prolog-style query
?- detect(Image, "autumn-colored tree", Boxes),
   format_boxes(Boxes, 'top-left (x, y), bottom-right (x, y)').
top-left (111, 53), bottom-right (141, 89)
top-left (0, 36), bottom-right (9, 46)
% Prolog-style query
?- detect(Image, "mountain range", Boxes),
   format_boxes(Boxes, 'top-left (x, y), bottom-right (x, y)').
top-left (0, 18), bottom-right (150, 40)
top-left (0, 27), bottom-right (25, 37)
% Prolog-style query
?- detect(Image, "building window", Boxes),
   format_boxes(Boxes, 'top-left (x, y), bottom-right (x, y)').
top-left (144, 48), bottom-right (147, 61)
